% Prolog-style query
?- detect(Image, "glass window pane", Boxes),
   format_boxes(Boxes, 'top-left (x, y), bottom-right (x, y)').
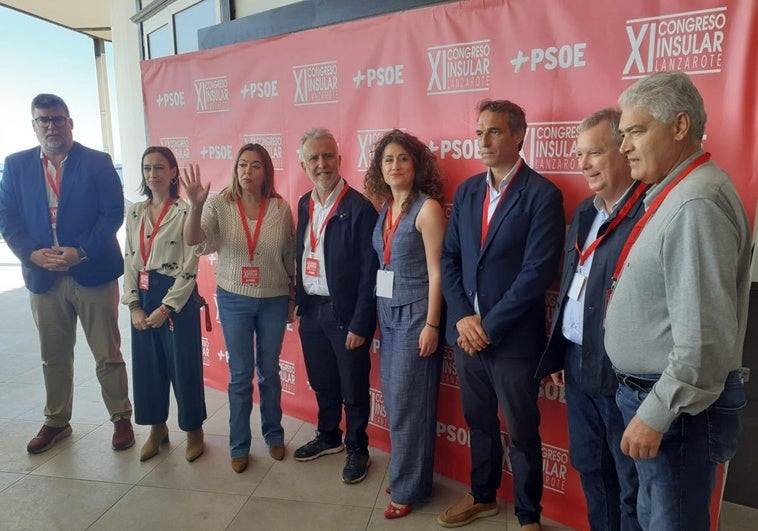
top-left (174, 0), bottom-right (216, 55)
top-left (147, 24), bottom-right (171, 59)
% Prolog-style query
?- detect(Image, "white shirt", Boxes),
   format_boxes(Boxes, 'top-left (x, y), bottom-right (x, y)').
top-left (301, 178), bottom-right (345, 296)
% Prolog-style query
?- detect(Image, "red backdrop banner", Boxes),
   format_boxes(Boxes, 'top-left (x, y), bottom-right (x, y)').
top-left (141, 1), bottom-right (756, 528)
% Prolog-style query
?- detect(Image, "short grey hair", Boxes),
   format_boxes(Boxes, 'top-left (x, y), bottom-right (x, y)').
top-left (299, 127), bottom-right (338, 161)
top-left (618, 71), bottom-right (706, 141)
top-left (578, 108), bottom-right (622, 146)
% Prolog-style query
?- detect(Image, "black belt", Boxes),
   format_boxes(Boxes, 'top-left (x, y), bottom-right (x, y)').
top-left (615, 372), bottom-right (658, 393)
top-left (616, 369), bottom-right (746, 393)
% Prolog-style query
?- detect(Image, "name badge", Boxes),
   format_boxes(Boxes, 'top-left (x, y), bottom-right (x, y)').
top-left (305, 257), bottom-right (320, 277)
top-left (567, 271), bottom-right (586, 301)
top-left (139, 270), bottom-right (150, 290)
top-left (376, 269), bottom-right (394, 298)
top-left (241, 266), bottom-right (260, 285)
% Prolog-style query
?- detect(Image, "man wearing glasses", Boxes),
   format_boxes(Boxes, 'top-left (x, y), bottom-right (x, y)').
top-left (0, 93), bottom-right (134, 454)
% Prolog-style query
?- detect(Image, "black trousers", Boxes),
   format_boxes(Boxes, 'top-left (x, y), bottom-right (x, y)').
top-left (454, 346), bottom-right (543, 526)
top-left (298, 296), bottom-right (371, 454)
top-left (131, 272), bottom-right (206, 432)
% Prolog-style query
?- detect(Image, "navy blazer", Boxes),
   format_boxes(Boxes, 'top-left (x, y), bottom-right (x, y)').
top-left (295, 184), bottom-right (379, 339)
top-left (535, 182), bottom-right (646, 394)
top-left (0, 142), bottom-right (124, 294)
top-left (441, 162), bottom-right (564, 357)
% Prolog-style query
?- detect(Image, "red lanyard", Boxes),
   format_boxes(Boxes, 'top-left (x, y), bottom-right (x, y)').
top-left (42, 155), bottom-right (61, 199)
top-left (236, 196), bottom-right (268, 262)
top-left (308, 183), bottom-right (349, 252)
top-left (382, 200), bottom-right (402, 266)
top-left (481, 173), bottom-right (517, 248)
top-left (575, 183), bottom-right (649, 266)
top-left (139, 200), bottom-right (175, 266)
top-left (611, 152), bottom-right (710, 284)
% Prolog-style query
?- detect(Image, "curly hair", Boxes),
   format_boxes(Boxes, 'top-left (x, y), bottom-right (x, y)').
top-left (364, 129), bottom-right (443, 212)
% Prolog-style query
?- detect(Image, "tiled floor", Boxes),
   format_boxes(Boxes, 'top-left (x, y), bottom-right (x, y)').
top-left (0, 239), bottom-right (755, 530)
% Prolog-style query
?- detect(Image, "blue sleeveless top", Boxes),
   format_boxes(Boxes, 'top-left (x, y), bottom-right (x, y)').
top-left (372, 193), bottom-right (431, 307)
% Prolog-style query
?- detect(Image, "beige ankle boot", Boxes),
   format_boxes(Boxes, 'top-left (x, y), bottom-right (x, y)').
top-left (140, 423), bottom-right (169, 462)
top-left (185, 427), bottom-right (204, 462)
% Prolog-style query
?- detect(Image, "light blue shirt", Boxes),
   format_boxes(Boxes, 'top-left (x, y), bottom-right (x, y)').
top-left (561, 195), bottom-right (609, 345)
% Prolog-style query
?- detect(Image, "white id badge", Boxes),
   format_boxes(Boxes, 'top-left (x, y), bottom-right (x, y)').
top-left (376, 269), bottom-right (394, 298)
top-left (567, 272), bottom-right (586, 301)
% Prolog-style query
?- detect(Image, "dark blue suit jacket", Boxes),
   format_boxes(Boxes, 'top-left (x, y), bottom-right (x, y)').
top-left (535, 182), bottom-right (646, 394)
top-left (0, 142), bottom-right (124, 294)
top-left (441, 162), bottom-right (564, 357)
top-left (295, 184), bottom-right (378, 339)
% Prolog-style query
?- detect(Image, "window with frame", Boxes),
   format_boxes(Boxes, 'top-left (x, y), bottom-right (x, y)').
top-left (139, 0), bottom-right (223, 59)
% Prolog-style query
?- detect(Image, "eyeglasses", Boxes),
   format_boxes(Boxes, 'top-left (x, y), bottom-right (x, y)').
top-left (33, 116), bottom-right (69, 128)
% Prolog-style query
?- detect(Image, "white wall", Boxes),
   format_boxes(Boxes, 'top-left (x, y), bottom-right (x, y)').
top-left (110, 1), bottom-right (148, 204)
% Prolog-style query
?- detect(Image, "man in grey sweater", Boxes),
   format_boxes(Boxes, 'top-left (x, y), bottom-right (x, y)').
top-left (605, 71), bottom-right (751, 531)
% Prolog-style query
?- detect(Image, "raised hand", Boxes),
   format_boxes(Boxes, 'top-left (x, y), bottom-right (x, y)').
top-left (180, 164), bottom-right (210, 207)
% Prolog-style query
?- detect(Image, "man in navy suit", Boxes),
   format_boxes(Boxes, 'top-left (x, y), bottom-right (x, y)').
top-left (0, 94), bottom-right (133, 454)
top-left (439, 100), bottom-right (564, 530)
top-left (535, 109), bottom-right (644, 531)
top-left (293, 127), bottom-right (378, 484)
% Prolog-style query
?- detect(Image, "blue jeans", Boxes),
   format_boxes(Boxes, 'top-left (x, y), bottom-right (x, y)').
top-left (217, 287), bottom-right (287, 457)
top-left (564, 344), bottom-right (640, 531)
top-left (616, 371), bottom-right (745, 531)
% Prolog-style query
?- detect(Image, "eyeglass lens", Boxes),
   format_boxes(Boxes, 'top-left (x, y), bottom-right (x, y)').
top-left (35, 116), bottom-right (68, 127)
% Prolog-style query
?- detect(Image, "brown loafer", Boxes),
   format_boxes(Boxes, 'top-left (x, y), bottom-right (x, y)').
top-left (438, 493), bottom-right (499, 528)
top-left (231, 456), bottom-right (249, 473)
top-left (269, 443), bottom-right (285, 461)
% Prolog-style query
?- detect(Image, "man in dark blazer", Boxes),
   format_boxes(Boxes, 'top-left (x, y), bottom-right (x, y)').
top-left (293, 127), bottom-right (378, 484)
top-left (0, 93), bottom-right (133, 454)
top-left (535, 109), bottom-right (644, 531)
top-left (439, 100), bottom-right (564, 530)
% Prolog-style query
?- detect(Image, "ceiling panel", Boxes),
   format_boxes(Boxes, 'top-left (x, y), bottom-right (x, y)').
top-left (1, 1), bottom-right (112, 41)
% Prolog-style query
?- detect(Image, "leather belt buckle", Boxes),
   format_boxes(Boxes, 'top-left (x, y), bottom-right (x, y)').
top-left (615, 372), bottom-right (654, 393)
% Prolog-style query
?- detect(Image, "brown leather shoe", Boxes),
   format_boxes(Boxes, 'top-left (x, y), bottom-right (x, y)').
top-left (269, 443), bottom-right (285, 461)
top-left (112, 419), bottom-right (135, 451)
top-left (521, 524), bottom-right (541, 530)
top-left (438, 493), bottom-right (499, 528)
top-left (231, 456), bottom-right (249, 473)
top-left (27, 424), bottom-right (72, 454)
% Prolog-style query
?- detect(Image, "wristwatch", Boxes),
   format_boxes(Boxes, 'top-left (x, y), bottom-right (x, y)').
top-left (77, 247), bottom-right (89, 263)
